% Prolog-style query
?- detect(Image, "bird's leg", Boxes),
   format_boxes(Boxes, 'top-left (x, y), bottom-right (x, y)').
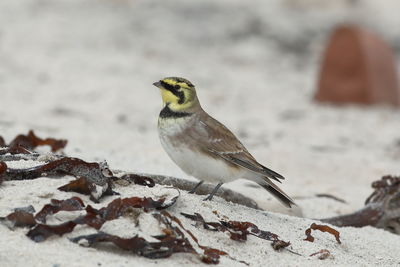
top-left (188, 180), bottom-right (204, 194)
top-left (203, 182), bottom-right (223, 201)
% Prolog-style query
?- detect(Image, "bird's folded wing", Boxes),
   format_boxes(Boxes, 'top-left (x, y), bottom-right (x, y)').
top-left (208, 149), bottom-right (284, 183)
top-left (189, 113), bottom-right (284, 182)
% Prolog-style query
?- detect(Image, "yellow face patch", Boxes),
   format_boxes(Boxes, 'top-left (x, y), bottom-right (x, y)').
top-left (155, 77), bottom-right (198, 112)
top-left (160, 88), bottom-right (179, 105)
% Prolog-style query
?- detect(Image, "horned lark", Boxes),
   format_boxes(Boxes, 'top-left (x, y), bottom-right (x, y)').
top-left (154, 77), bottom-right (294, 207)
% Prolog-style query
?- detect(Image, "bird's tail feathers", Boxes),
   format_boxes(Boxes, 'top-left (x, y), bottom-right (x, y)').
top-left (261, 166), bottom-right (285, 182)
top-left (258, 180), bottom-right (295, 208)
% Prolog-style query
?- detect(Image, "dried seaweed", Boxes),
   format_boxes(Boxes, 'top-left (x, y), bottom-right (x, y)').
top-left (181, 212), bottom-right (283, 243)
top-left (321, 175), bottom-right (400, 234)
top-left (180, 212), bottom-right (290, 254)
top-left (322, 206), bottom-right (383, 228)
top-left (271, 240), bottom-right (291, 251)
top-left (0, 131), bottom-right (66, 159)
top-left (0, 143), bottom-right (32, 155)
top-left (0, 130), bottom-right (67, 155)
top-left (67, 196), bottom-right (177, 237)
top-left (28, 221), bottom-right (78, 242)
top-left (1, 132), bottom-right (107, 185)
top-left (0, 131), bottom-right (158, 203)
top-left (5, 193), bottom-right (250, 264)
top-left (180, 212), bottom-right (293, 258)
top-left (0, 152), bottom-right (54, 162)
top-left (3, 210), bottom-right (36, 228)
top-left (159, 211), bottom-right (232, 264)
top-left (310, 249), bottom-right (331, 260)
top-left (1, 132), bottom-right (159, 203)
top-left (34, 197), bottom-right (85, 223)
top-left (4, 193), bottom-right (179, 242)
top-left (58, 177), bottom-right (98, 195)
top-left (0, 136), bottom-right (5, 147)
top-left (71, 212), bottom-right (218, 263)
top-left (0, 161), bottom-right (8, 173)
top-left (8, 130), bottom-right (67, 153)
top-left (117, 173), bottom-right (155, 187)
top-left (365, 175), bottom-right (400, 205)
top-left (72, 232), bottom-right (178, 258)
top-left (2, 157), bottom-right (115, 202)
top-left (304, 223), bottom-right (341, 244)
top-left (0, 161), bottom-right (6, 185)
top-left (58, 177), bottom-right (116, 203)
top-left (226, 220), bottom-right (281, 242)
top-left (20, 197), bottom-right (85, 241)
top-left (31, 199), bottom-right (230, 264)
top-left (3, 157), bottom-right (110, 184)
top-left (89, 195), bottom-right (179, 219)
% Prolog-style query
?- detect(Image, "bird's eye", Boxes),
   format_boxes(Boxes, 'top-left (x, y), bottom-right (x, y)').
top-left (174, 84), bottom-right (180, 90)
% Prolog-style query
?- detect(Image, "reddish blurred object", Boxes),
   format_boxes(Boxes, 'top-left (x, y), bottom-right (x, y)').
top-left (315, 25), bottom-right (400, 107)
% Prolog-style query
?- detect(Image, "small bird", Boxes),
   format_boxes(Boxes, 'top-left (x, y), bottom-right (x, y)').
top-left (154, 77), bottom-right (294, 207)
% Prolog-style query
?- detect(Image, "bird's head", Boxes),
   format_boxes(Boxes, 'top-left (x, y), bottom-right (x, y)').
top-left (153, 77), bottom-right (200, 112)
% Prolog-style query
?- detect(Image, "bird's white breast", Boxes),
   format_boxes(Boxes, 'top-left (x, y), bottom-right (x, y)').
top-left (158, 118), bottom-right (246, 183)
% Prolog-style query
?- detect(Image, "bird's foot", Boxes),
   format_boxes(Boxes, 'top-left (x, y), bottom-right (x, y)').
top-left (202, 182), bottom-right (223, 201)
top-left (203, 194), bottom-right (214, 201)
top-left (188, 180), bottom-right (204, 194)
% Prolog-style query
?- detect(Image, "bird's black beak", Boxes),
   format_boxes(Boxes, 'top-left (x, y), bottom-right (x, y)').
top-left (153, 81), bottom-right (162, 88)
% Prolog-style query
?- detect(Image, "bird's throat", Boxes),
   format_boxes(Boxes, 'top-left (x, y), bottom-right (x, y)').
top-left (159, 104), bottom-right (192, 119)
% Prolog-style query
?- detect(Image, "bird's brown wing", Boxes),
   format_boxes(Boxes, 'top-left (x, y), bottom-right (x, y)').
top-left (186, 111), bottom-right (284, 182)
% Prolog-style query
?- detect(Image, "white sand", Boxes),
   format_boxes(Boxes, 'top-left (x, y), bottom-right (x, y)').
top-left (1, 0), bottom-right (400, 266)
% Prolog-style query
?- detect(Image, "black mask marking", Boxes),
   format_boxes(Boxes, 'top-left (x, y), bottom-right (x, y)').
top-left (159, 104), bottom-right (192, 119)
top-left (160, 80), bottom-right (185, 104)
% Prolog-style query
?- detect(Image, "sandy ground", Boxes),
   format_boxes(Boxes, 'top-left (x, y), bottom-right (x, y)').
top-left (1, 0), bottom-right (400, 266)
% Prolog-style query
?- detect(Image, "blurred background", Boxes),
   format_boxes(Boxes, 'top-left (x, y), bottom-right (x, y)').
top-left (1, 0), bottom-right (400, 216)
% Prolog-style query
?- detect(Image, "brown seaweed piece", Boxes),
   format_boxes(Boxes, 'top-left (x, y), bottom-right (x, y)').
top-left (3, 210), bottom-right (36, 228)
top-left (0, 197), bottom-right (84, 240)
top-left (8, 130), bottom-right (67, 152)
top-left (57, 205), bottom-right (230, 264)
top-left (0, 136), bottom-right (5, 147)
top-left (1, 145), bottom-right (32, 155)
top-left (271, 240), bottom-right (291, 251)
top-left (57, 174), bottom-right (155, 203)
top-left (72, 232), bottom-right (188, 259)
top-left (58, 177), bottom-right (117, 203)
top-left (3, 157), bottom-right (110, 184)
top-left (160, 211), bottom-right (231, 264)
top-left (304, 223), bottom-right (341, 244)
top-left (89, 195), bottom-right (180, 220)
top-left (321, 175), bottom-right (400, 234)
top-left (2, 155), bottom-right (157, 204)
top-left (223, 220), bottom-right (280, 242)
top-left (0, 130), bottom-right (67, 155)
top-left (181, 212), bottom-right (290, 251)
top-left (27, 221), bottom-right (78, 242)
top-left (25, 194), bottom-right (179, 242)
top-left (181, 212), bottom-right (278, 241)
top-left (1, 194), bottom-right (179, 242)
top-left (3, 157), bottom-right (115, 202)
top-left (34, 197), bottom-right (85, 223)
top-left (1, 206), bottom-right (36, 228)
top-left (0, 161), bottom-right (6, 185)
